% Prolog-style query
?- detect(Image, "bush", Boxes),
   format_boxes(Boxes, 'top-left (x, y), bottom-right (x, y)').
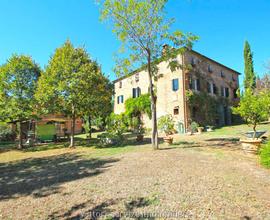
top-left (190, 121), bottom-right (199, 133)
top-left (106, 113), bottom-right (128, 137)
top-left (97, 132), bottom-right (123, 147)
top-left (260, 142), bottom-right (270, 168)
top-left (0, 124), bottom-right (16, 142)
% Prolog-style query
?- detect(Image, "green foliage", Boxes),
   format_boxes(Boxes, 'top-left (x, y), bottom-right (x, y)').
top-left (260, 141), bottom-right (270, 168)
top-left (106, 113), bottom-right (128, 137)
top-left (125, 94), bottom-right (151, 135)
top-left (35, 40), bottom-right (112, 146)
top-left (190, 121), bottom-right (199, 133)
top-left (158, 114), bottom-right (175, 136)
top-left (0, 124), bottom-right (16, 142)
top-left (233, 89), bottom-right (270, 134)
top-left (125, 94), bottom-right (151, 119)
top-left (186, 90), bottom-right (220, 126)
top-left (0, 55), bottom-right (41, 122)
top-left (244, 41), bottom-right (256, 90)
top-left (98, 0), bottom-right (198, 148)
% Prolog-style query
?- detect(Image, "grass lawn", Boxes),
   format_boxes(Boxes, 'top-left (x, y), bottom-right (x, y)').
top-left (0, 124), bottom-right (270, 219)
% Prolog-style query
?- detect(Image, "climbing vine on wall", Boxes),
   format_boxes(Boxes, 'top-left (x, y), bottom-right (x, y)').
top-left (186, 90), bottom-right (229, 126)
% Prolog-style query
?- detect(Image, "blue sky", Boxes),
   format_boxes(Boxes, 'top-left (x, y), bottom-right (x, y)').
top-left (0, 0), bottom-right (269, 87)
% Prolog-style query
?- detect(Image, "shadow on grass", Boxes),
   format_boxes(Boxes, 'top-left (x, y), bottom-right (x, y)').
top-left (48, 196), bottom-right (157, 220)
top-left (205, 138), bottom-right (240, 142)
top-left (0, 153), bottom-right (119, 200)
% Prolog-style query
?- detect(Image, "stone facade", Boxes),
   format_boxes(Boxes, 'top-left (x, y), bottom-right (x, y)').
top-left (114, 50), bottom-right (240, 133)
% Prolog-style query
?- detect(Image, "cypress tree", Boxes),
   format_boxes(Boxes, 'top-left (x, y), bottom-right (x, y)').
top-left (243, 41), bottom-right (256, 90)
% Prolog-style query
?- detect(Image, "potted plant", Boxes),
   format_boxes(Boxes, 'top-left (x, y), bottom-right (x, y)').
top-left (158, 114), bottom-right (175, 144)
top-left (206, 125), bottom-right (214, 132)
top-left (233, 89), bottom-right (270, 154)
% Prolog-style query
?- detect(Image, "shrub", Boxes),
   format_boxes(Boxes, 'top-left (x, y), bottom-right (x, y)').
top-left (106, 113), bottom-right (128, 137)
top-left (190, 121), bottom-right (199, 133)
top-left (97, 132), bottom-right (123, 147)
top-left (0, 124), bottom-right (16, 142)
top-left (158, 114), bottom-right (174, 136)
top-left (260, 142), bottom-right (270, 168)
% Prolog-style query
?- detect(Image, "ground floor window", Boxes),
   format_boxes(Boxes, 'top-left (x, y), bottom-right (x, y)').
top-left (174, 106), bottom-right (179, 115)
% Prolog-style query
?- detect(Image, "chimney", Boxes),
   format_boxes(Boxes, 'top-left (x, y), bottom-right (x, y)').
top-left (162, 44), bottom-right (169, 56)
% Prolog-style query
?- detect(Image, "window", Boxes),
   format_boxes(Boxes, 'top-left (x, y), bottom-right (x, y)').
top-left (233, 89), bottom-right (238, 98)
top-left (119, 81), bottom-right (122, 88)
top-left (189, 76), bottom-right (193, 90)
top-left (221, 86), bottom-right (225, 97)
top-left (172, 79), bottom-right (179, 91)
top-left (195, 79), bottom-right (200, 91)
top-left (173, 106), bottom-right (179, 115)
top-left (190, 57), bottom-right (196, 66)
top-left (213, 84), bottom-right (218, 95)
top-left (220, 70), bottom-right (225, 78)
top-left (225, 88), bottom-right (229, 97)
top-left (208, 65), bottom-right (213, 73)
top-left (132, 87), bottom-right (141, 98)
top-left (207, 82), bottom-right (211, 93)
top-left (189, 77), bottom-right (200, 91)
top-left (135, 73), bottom-right (139, 82)
top-left (117, 95), bottom-right (124, 104)
top-left (232, 75), bottom-right (236, 82)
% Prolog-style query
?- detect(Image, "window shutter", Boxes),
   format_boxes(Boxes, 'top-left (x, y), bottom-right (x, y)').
top-left (196, 79), bottom-right (200, 91)
top-left (132, 88), bottom-right (136, 98)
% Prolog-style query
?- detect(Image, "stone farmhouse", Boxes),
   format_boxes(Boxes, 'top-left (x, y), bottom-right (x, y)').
top-left (113, 48), bottom-right (240, 133)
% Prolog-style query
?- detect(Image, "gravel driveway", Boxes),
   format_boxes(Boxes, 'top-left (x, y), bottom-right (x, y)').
top-left (0, 145), bottom-right (270, 219)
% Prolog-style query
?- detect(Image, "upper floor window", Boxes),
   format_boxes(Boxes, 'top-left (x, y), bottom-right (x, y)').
top-left (221, 87), bottom-right (229, 97)
top-left (207, 82), bottom-right (211, 93)
top-left (172, 78), bottom-right (179, 91)
top-left (189, 77), bottom-right (200, 91)
top-left (225, 87), bottom-right (230, 97)
top-left (135, 73), bottom-right (139, 82)
top-left (119, 81), bottom-right (122, 88)
top-left (117, 95), bottom-right (124, 104)
top-left (220, 70), bottom-right (225, 78)
top-left (213, 84), bottom-right (218, 95)
top-left (132, 87), bottom-right (141, 98)
top-left (232, 75), bottom-right (236, 82)
top-left (233, 89), bottom-right (238, 98)
top-left (208, 65), bottom-right (213, 73)
top-left (190, 57), bottom-right (196, 66)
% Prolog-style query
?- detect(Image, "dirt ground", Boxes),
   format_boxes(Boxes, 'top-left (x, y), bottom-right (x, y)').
top-left (0, 137), bottom-right (270, 220)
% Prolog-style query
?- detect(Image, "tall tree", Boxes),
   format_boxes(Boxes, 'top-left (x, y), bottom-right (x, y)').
top-left (78, 61), bottom-right (113, 138)
top-left (0, 55), bottom-right (41, 148)
top-left (244, 41), bottom-right (256, 90)
top-left (98, 0), bottom-right (198, 149)
top-left (35, 40), bottom-right (111, 147)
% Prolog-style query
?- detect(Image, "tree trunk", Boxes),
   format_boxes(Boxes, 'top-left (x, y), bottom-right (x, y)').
top-left (18, 122), bottom-right (23, 149)
top-left (253, 123), bottom-right (257, 140)
top-left (147, 51), bottom-right (159, 149)
top-left (69, 105), bottom-right (76, 148)
top-left (88, 115), bottom-right (92, 139)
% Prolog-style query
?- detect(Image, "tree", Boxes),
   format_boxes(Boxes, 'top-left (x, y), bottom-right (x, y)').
top-left (244, 41), bottom-right (256, 90)
top-left (78, 61), bottom-right (113, 138)
top-left (98, 0), bottom-right (198, 149)
top-left (0, 55), bottom-right (41, 148)
top-left (256, 74), bottom-right (270, 92)
top-left (36, 40), bottom-right (110, 147)
top-left (233, 89), bottom-right (270, 139)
